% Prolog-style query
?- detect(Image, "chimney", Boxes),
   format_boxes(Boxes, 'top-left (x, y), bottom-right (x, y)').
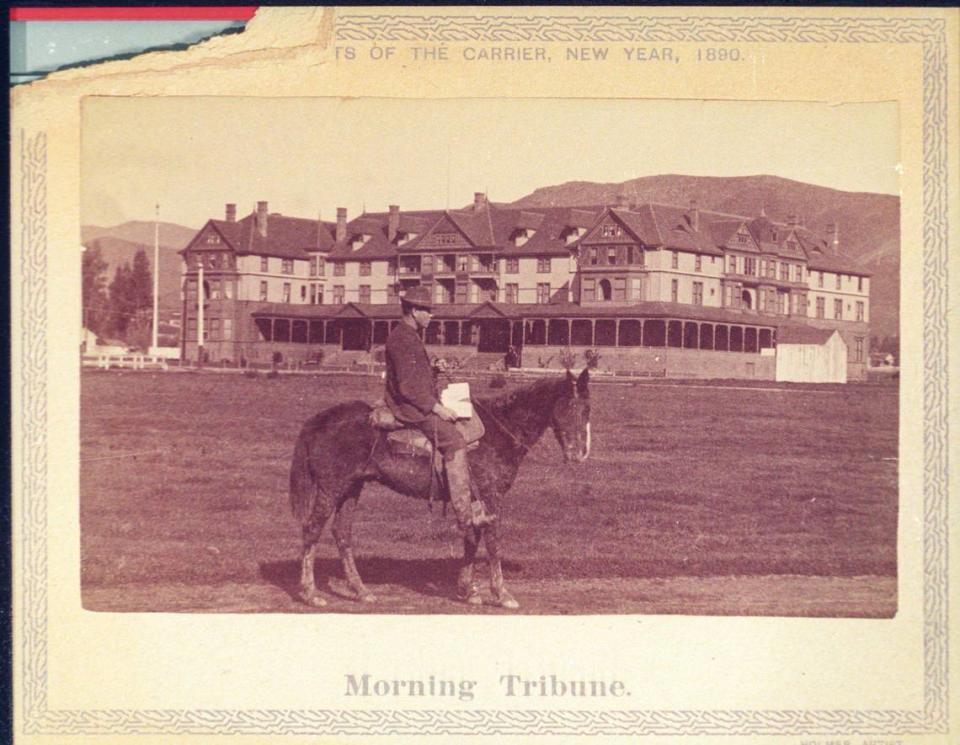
top-left (474, 192), bottom-right (487, 211)
top-left (828, 222), bottom-right (840, 250)
top-left (336, 207), bottom-right (347, 243)
top-left (388, 204), bottom-right (400, 242)
top-left (225, 203), bottom-right (236, 223)
top-left (256, 201), bottom-right (268, 237)
top-left (688, 199), bottom-right (700, 231)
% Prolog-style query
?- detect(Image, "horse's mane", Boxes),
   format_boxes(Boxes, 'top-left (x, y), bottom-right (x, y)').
top-left (475, 375), bottom-right (569, 414)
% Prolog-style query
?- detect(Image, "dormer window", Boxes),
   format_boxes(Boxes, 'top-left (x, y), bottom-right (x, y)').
top-left (396, 231), bottom-right (417, 246)
top-left (351, 234), bottom-right (371, 251)
top-left (205, 233), bottom-right (221, 244)
top-left (563, 226), bottom-right (585, 245)
top-left (512, 228), bottom-right (536, 247)
top-left (601, 224), bottom-right (621, 238)
top-left (435, 233), bottom-right (458, 246)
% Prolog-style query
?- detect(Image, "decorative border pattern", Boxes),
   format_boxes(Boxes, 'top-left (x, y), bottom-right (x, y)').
top-left (18, 13), bottom-right (949, 737)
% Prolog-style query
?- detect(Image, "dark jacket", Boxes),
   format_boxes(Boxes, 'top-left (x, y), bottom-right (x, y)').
top-left (384, 321), bottom-right (438, 423)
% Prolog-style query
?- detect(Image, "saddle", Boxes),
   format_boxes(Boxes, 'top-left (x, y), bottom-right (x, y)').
top-left (369, 401), bottom-right (484, 460)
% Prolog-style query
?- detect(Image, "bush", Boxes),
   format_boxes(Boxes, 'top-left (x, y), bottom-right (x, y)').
top-left (489, 374), bottom-right (507, 389)
top-left (243, 370), bottom-right (259, 379)
top-left (266, 370), bottom-right (280, 380)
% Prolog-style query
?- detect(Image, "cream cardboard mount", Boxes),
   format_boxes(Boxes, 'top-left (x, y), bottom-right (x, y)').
top-left (10, 6), bottom-right (960, 745)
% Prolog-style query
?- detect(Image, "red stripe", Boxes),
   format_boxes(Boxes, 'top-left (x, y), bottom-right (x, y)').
top-left (10, 7), bottom-right (257, 21)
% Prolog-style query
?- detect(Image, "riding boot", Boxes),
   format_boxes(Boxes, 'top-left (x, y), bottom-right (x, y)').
top-left (445, 449), bottom-right (495, 531)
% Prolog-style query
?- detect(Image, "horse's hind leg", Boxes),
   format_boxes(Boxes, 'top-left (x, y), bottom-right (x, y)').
top-left (332, 483), bottom-right (376, 603)
top-left (299, 488), bottom-right (334, 607)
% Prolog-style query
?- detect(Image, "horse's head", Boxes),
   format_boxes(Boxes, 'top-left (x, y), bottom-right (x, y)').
top-left (552, 368), bottom-right (591, 463)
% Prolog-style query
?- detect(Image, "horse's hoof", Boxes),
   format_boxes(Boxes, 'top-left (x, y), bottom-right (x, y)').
top-left (498, 594), bottom-right (520, 610)
top-left (464, 592), bottom-right (483, 606)
top-left (359, 592), bottom-right (377, 603)
top-left (301, 592), bottom-right (327, 608)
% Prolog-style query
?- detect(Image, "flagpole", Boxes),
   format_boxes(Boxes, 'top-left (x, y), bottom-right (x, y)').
top-left (151, 203), bottom-right (160, 353)
top-left (197, 258), bottom-right (205, 364)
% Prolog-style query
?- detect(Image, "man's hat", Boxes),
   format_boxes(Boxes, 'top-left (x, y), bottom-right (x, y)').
top-left (400, 285), bottom-right (432, 311)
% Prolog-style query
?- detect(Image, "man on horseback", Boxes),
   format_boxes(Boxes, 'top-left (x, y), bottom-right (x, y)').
top-left (385, 286), bottom-right (494, 530)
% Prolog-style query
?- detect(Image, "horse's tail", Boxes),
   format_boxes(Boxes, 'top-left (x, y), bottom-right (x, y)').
top-left (289, 428), bottom-right (316, 522)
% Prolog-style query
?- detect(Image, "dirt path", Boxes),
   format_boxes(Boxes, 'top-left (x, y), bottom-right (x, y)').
top-left (83, 574), bottom-right (895, 617)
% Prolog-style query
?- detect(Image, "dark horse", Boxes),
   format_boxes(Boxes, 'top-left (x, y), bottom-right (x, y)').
top-left (289, 368), bottom-right (591, 609)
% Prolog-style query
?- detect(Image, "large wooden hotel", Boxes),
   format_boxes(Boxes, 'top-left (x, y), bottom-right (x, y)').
top-left (179, 193), bottom-right (871, 381)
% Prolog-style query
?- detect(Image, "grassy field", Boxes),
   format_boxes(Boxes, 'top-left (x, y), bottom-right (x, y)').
top-left (80, 369), bottom-right (898, 615)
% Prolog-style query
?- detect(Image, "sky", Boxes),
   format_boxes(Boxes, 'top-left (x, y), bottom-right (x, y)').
top-left (81, 97), bottom-right (898, 229)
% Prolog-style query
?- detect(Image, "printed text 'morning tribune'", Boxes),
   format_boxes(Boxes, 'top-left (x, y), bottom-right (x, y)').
top-left (345, 674), bottom-right (630, 702)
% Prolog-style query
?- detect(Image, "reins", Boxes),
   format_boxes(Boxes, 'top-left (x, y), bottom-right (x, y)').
top-left (472, 397), bottom-right (530, 453)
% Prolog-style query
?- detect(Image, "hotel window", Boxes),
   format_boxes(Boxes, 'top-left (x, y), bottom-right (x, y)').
top-left (333, 262), bottom-right (345, 277)
top-left (796, 265), bottom-right (804, 283)
top-left (855, 337), bottom-right (864, 363)
top-left (671, 278), bottom-right (679, 303)
top-left (282, 283), bottom-right (291, 304)
top-left (210, 280), bottom-right (221, 300)
top-left (260, 256), bottom-right (269, 272)
top-left (454, 254), bottom-right (467, 272)
top-left (360, 261), bottom-right (371, 276)
top-left (300, 285), bottom-right (307, 301)
top-left (223, 281), bottom-right (233, 299)
top-left (736, 232), bottom-right (749, 245)
top-left (333, 285), bottom-right (345, 304)
top-left (309, 257), bottom-right (318, 276)
top-left (692, 281), bottom-right (704, 306)
top-left (695, 254), bottom-right (702, 272)
top-left (537, 283), bottom-right (551, 304)
top-left (605, 248), bottom-right (616, 266)
top-left (317, 258), bottom-right (325, 276)
top-left (601, 224), bottom-right (618, 237)
top-left (834, 298), bottom-right (843, 319)
top-left (210, 319), bottom-right (220, 340)
top-left (506, 283), bottom-right (519, 304)
top-left (223, 319), bottom-right (232, 340)
top-left (856, 301), bottom-right (865, 322)
top-left (728, 255), bottom-right (737, 274)
top-left (259, 281), bottom-right (268, 301)
top-left (315, 286), bottom-right (324, 305)
top-left (506, 257), bottom-right (519, 274)
top-left (359, 285), bottom-right (371, 304)
top-left (671, 251), bottom-right (679, 269)
top-left (816, 297), bottom-right (825, 319)
top-left (766, 260), bottom-right (776, 279)
top-left (743, 257), bottom-right (756, 276)
top-left (309, 284), bottom-right (317, 304)
top-left (537, 257), bottom-right (551, 273)
top-left (858, 276), bottom-right (864, 292)
top-left (780, 262), bottom-right (789, 281)
top-left (282, 259), bottom-right (294, 274)
top-left (836, 273), bottom-right (842, 289)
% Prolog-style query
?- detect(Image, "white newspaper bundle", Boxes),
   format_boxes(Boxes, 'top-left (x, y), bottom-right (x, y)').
top-left (440, 382), bottom-right (474, 419)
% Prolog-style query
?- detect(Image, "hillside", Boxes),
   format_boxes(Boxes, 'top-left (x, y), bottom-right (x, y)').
top-left (510, 174), bottom-right (900, 337)
top-left (82, 222), bottom-right (197, 310)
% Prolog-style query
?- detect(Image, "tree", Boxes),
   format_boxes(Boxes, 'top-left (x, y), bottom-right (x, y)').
top-left (106, 249), bottom-right (153, 346)
top-left (81, 245), bottom-right (109, 335)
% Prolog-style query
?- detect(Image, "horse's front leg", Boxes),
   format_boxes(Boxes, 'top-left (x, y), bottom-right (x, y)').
top-left (457, 529), bottom-right (482, 605)
top-left (483, 520), bottom-right (519, 610)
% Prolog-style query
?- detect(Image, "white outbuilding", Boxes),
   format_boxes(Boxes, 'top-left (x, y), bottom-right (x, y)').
top-left (775, 327), bottom-right (848, 383)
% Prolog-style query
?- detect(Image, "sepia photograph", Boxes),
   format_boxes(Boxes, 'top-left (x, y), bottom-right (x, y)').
top-left (13, 6), bottom-right (957, 742)
top-left (79, 96), bottom-right (899, 617)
